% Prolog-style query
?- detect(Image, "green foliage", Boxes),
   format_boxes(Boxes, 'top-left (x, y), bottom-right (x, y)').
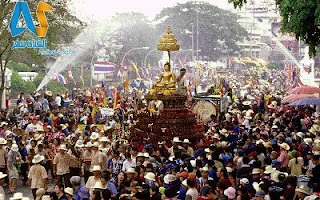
top-left (33, 72), bottom-right (66, 93)
top-left (155, 1), bottom-right (247, 60)
top-left (267, 63), bottom-right (281, 70)
top-left (11, 70), bottom-right (36, 95)
top-left (7, 61), bottom-right (32, 72)
top-left (47, 82), bottom-right (66, 94)
top-left (229, 0), bottom-right (320, 56)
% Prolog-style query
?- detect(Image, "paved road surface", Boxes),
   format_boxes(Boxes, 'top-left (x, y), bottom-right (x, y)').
top-left (4, 178), bottom-right (55, 199)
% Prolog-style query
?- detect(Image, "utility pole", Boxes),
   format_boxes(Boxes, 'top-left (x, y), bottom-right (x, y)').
top-left (196, 11), bottom-right (199, 61)
top-left (191, 23), bottom-right (194, 62)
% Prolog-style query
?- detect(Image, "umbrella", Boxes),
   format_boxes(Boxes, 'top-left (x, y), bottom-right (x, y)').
top-left (282, 94), bottom-right (317, 104)
top-left (288, 98), bottom-right (320, 106)
top-left (287, 85), bottom-right (320, 94)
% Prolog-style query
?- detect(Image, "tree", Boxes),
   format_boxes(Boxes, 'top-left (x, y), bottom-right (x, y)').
top-left (110, 12), bottom-right (161, 66)
top-left (228, 0), bottom-right (320, 56)
top-left (11, 70), bottom-right (36, 95)
top-left (33, 73), bottom-right (66, 94)
top-left (0, 0), bottom-right (83, 107)
top-left (155, 1), bottom-right (247, 61)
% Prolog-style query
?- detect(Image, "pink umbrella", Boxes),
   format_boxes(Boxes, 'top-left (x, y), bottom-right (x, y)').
top-left (282, 94), bottom-right (317, 104)
top-left (287, 85), bottom-right (320, 94)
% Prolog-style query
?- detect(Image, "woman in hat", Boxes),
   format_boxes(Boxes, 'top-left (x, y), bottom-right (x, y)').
top-left (288, 150), bottom-right (303, 176)
top-left (28, 155), bottom-right (48, 199)
top-left (295, 185), bottom-right (310, 200)
top-left (7, 143), bottom-right (21, 193)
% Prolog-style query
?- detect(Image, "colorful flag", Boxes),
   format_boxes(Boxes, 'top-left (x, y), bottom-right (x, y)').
top-left (132, 62), bottom-right (141, 78)
top-left (113, 88), bottom-right (118, 109)
top-left (124, 76), bottom-right (129, 91)
top-left (93, 62), bottom-right (115, 74)
top-left (80, 65), bottom-right (84, 88)
top-left (53, 74), bottom-right (67, 84)
top-left (195, 62), bottom-right (204, 72)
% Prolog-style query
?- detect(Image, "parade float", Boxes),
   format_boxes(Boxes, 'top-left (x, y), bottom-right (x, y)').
top-left (130, 27), bottom-right (205, 141)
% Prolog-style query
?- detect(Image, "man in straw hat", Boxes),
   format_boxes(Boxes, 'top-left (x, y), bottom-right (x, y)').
top-left (8, 143), bottom-right (21, 193)
top-left (28, 155), bottom-right (48, 199)
top-left (86, 165), bottom-right (102, 194)
top-left (53, 144), bottom-right (72, 187)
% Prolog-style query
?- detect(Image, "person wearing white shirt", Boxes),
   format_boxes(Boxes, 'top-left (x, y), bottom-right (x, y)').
top-left (122, 153), bottom-right (136, 172)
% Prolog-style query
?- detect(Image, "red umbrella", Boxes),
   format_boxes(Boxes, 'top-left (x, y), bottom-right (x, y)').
top-left (282, 94), bottom-right (317, 104)
top-left (287, 85), bottom-right (320, 94)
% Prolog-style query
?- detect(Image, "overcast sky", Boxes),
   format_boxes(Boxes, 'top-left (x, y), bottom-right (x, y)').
top-left (72, 0), bottom-right (235, 20)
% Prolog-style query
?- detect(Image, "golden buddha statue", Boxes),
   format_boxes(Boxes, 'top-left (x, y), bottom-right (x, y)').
top-left (155, 62), bottom-right (176, 90)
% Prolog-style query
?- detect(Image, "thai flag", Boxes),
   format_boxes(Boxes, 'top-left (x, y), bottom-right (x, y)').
top-left (93, 62), bottom-right (115, 74)
top-left (53, 74), bottom-right (67, 84)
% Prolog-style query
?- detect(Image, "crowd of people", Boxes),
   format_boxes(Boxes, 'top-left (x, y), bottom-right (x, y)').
top-left (0, 65), bottom-right (319, 200)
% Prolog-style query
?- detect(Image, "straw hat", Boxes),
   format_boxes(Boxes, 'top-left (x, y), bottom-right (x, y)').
top-left (90, 165), bottom-right (101, 172)
top-left (92, 142), bottom-right (100, 148)
top-left (219, 129), bottom-right (228, 135)
top-left (182, 139), bottom-right (191, 144)
top-left (279, 143), bottom-right (290, 151)
top-left (35, 188), bottom-right (46, 200)
top-left (85, 142), bottom-right (92, 148)
top-left (190, 159), bottom-right (196, 168)
top-left (32, 155), bottom-right (44, 164)
top-left (144, 172), bottom-right (156, 181)
top-left (240, 178), bottom-right (249, 185)
top-left (41, 195), bottom-right (50, 200)
top-left (226, 167), bottom-right (233, 173)
top-left (200, 165), bottom-right (209, 172)
top-left (212, 133), bottom-right (220, 140)
top-left (172, 137), bottom-right (181, 143)
top-left (264, 165), bottom-right (276, 174)
top-left (297, 132), bottom-right (305, 139)
top-left (0, 122), bottom-right (8, 127)
top-left (33, 133), bottom-right (42, 141)
top-left (45, 90), bottom-right (52, 96)
top-left (295, 185), bottom-right (310, 195)
top-left (75, 140), bottom-right (84, 148)
top-left (126, 167), bottom-right (137, 174)
top-left (58, 144), bottom-right (68, 151)
top-left (0, 138), bottom-right (6, 145)
top-left (11, 144), bottom-right (19, 152)
top-left (64, 187), bottom-right (74, 196)
top-left (144, 152), bottom-right (150, 158)
top-left (99, 137), bottom-right (110, 142)
top-left (252, 168), bottom-right (260, 175)
top-left (271, 170), bottom-right (288, 182)
top-left (182, 179), bottom-right (188, 187)
top-left (10, 192), bottom-right (24, 200)
top-left (242, 101), bottom-right (251, 106)
top-left (0, 172), bottom-right (7, 179)
top-left (93, 181), bottom-right (104, 189)
top-left (164, 174), bottom-right (176, 184)
top-left (137, 152), bottom-right (145, 157)
top-left (90, 132), bottom-right (99, 140)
